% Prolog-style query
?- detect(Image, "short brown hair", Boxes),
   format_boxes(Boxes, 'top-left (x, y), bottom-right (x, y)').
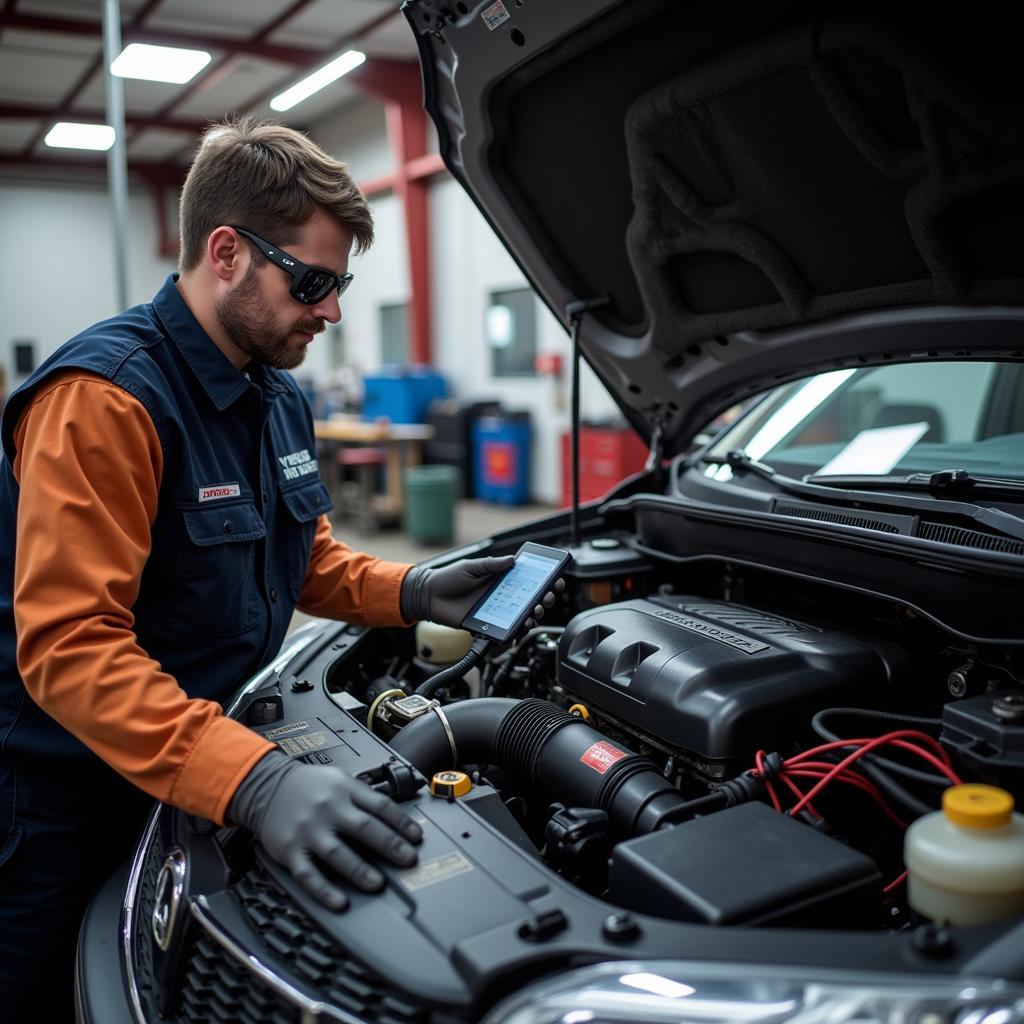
top-left (178, 116), bottom-right (373, 271)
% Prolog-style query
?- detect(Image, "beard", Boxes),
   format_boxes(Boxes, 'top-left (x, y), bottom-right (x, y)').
top-left (214, 263), bottom-right (324, 371)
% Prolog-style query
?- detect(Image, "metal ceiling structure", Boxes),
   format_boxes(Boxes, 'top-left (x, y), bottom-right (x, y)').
top-left (0, 0), bottom-right (446, 361)
top-left (0, 0), bottom-right (421, 175)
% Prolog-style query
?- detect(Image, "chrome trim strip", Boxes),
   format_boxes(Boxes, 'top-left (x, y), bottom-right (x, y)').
top-left (430, 704), bottom-right (459, 766)
top-left (191, 895), bottom-right (365, 1024)
top-left (122, 807), bottom-right (161, 1024)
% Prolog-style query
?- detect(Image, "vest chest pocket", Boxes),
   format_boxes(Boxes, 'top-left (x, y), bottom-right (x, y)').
top-left (165, 501), bottom-right (267, 638)
top-left (280, 479), bottom-right (333, 600)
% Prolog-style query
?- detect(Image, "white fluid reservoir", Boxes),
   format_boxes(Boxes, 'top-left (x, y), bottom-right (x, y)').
top-left (905, 784), bottom-right (1024, 926)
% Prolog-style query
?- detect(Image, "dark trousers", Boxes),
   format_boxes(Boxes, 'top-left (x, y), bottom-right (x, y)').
top-left (0, 757), bottom-right (152, 1024)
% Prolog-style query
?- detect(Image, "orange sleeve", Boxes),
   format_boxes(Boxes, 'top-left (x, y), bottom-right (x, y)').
top-left (12, 369), bottom-right (272, 824)
top-left (297, 514), bottom-right (413, 626)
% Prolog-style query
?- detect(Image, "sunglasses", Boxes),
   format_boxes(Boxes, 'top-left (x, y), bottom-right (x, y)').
top-left (232, 226), bottom-right (354, 305)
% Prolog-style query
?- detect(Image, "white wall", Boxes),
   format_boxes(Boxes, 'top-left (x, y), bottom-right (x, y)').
top-left (307, 99), bottom-right (393, 183)
top-left (0, 179), bottom-right (177, 390)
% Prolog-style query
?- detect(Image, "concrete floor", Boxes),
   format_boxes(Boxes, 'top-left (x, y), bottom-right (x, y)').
top-left (289, 499), bottom-right (555, 633)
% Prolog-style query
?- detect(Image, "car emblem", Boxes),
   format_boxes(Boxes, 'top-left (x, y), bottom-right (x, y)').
top-left (151, 847), bottom-right (187, 952)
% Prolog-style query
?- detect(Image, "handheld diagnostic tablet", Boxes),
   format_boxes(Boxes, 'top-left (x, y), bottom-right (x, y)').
top-left (461, 542), bottom-right (571, 643)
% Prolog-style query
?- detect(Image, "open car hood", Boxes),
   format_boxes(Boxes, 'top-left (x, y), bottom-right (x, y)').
top-left (405, 0), bottom-right (1024, 453)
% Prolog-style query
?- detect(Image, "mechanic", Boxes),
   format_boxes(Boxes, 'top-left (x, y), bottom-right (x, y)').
top-left (0, 116), bottom-right (555, 1022)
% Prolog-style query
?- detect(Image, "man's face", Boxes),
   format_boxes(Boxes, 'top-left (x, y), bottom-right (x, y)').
top-left (214, 209), bottom-right (352, 371)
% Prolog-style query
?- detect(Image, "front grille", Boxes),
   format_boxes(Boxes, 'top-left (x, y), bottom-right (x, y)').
top-left (177, 931), bottom-right (301, 1024)
top-left (233, 863), bottom-right (461, 1024)
top-left (128, 829), bottom-right (471, 1023)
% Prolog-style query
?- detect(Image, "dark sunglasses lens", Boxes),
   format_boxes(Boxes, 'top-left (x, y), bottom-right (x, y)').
top-left (337, 274), bottom-right (354, 297)
top-left (295, 270), bottom-right (336, 304)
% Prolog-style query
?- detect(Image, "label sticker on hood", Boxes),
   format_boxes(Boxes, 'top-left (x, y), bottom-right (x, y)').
top-left (481, 0), bottom-right (510, 30)
top-left (278, 731), bottom-right (328, 756)
top-left (399, 852), bottom-right (473, 892)
top-left (580, 741), bottom-right (628, 774)
top-left (262, 720), bottom-right (310, 740)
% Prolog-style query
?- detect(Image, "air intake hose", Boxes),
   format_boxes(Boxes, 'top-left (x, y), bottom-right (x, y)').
top-left (389, 698), bottom-right (684, 835)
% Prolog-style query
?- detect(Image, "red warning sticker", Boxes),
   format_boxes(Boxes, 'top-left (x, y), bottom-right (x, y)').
top-left (579, 741), bottom-right (628, 774)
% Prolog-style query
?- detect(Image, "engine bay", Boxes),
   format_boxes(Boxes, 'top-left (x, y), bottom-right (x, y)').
top-left (247, 532), bottom-right (1024, 935)
top-left (127, 528), bottom-right (1024, 1022)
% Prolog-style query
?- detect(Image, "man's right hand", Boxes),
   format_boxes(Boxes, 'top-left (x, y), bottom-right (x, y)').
top-left (227, 749), bottom-right (422, 910)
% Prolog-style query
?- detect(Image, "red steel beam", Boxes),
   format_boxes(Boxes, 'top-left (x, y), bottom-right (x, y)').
top-left (359, 172), bottom-right (398, 199)
top-left (359, 154), bottom-right (445, 199)
top-left (0, 11), bottom-right (328, 65)
top-left (252, 0), bottom-right (320, 41)
top-left (348, 60), bottom-right (433, 365)
top-left (0, 104), bottom-right (207, 135)
top-left (406, 152), bottom-right (445, 181)
top-left (0, 152), bottom-right (184, 181)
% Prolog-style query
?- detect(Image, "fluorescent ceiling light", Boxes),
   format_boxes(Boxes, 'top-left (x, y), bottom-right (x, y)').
top-left (44, 122), bottom-right (116, 151)
top-left (110, 42), bottom-right (211, 84)
top-left (270, 49), bottom-right (366, 112)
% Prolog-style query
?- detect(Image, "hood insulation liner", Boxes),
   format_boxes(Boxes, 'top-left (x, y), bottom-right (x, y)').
top-left (496, 8), bottom-right (1023, 350)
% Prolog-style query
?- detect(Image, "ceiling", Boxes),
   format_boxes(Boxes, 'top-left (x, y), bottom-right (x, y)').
top-left (0, 0), bottom-right (418, 176)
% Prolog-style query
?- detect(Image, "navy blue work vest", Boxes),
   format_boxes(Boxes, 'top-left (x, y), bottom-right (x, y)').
top-left (0, 275), bottom-right (333, 765)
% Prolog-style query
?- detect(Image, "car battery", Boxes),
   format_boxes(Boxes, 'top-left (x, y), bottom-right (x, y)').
top-left (608, 801), bottom-right (881, 927)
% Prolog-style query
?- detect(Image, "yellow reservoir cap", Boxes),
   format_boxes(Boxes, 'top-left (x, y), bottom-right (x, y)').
top-left (943, 784), bottom-right (1014, 828)
top-left (568, 703), bottom-right (590, 721)
top-left (430, 770), bottom-right (472, 799)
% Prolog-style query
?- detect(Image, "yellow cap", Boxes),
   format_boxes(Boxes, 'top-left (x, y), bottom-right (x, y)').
top-left (943, 784), bottom-right (1014, 828)
top-left (430, 770), bottom-right (472, 799)
top-left (568, 703), bottom-right (591, 721)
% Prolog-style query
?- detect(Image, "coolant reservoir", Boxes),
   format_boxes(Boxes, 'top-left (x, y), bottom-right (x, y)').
top-left (415, 621), bottom-right (479, 697)
top-left (415, 620), bottom-right (472, 664)
top-left (905, 784), bottom-right (1024, 925)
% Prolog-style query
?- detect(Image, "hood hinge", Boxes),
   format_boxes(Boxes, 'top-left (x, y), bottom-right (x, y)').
top-left (643, 415), bottom-right (667, 483)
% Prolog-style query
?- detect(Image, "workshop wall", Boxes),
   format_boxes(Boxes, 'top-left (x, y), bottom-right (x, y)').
top-left (0, 179), bottom-right (176, 392)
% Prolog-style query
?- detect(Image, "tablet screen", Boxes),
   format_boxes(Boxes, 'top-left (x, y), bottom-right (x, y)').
top-left (470, 550), bottom-right (563, 630)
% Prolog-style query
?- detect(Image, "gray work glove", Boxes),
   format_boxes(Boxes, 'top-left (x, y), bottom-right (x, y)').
top-left (227, 748), bottom-right (422, 911)
top-left (400, 555), bottom-right (563, 629)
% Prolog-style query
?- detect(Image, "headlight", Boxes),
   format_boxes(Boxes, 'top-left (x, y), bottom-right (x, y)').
top-left (482, 961), bottom-right (1024, 1024)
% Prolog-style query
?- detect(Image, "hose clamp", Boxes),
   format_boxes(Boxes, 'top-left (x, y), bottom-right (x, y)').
top-left (429, 704), bottom-right (459, 767)
top-left (366, 688), bottom-right (408, 731)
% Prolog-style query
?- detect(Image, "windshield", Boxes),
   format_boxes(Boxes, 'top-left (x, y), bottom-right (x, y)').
top-left (706, 361), bottom-right (1024, 480)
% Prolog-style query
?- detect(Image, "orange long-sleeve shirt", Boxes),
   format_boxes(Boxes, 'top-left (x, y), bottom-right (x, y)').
top-left (12, 369), bottom-right (412, 824)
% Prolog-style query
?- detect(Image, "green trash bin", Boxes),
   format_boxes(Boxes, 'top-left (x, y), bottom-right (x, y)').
top-left (404, 464), bottom-right (460, 545)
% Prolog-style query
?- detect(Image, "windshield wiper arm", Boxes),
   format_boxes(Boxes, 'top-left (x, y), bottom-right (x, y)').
top-left (805, 468), bottom-right (1024, 498)
top-left (699, 449), bottom-right (827, 500)
top-left (700, 449), bottom-right (781, 484)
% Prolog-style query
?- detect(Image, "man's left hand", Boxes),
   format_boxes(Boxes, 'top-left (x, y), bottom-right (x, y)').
top-left (400, 555), bottom-right (564, 630)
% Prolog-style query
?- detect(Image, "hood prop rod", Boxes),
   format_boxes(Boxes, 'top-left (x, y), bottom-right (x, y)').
top-left (566, 296), bottom-right (610, 548)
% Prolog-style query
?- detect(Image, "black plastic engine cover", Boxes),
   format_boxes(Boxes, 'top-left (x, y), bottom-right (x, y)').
top-left (558, 595), bottom-right (901, 763)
